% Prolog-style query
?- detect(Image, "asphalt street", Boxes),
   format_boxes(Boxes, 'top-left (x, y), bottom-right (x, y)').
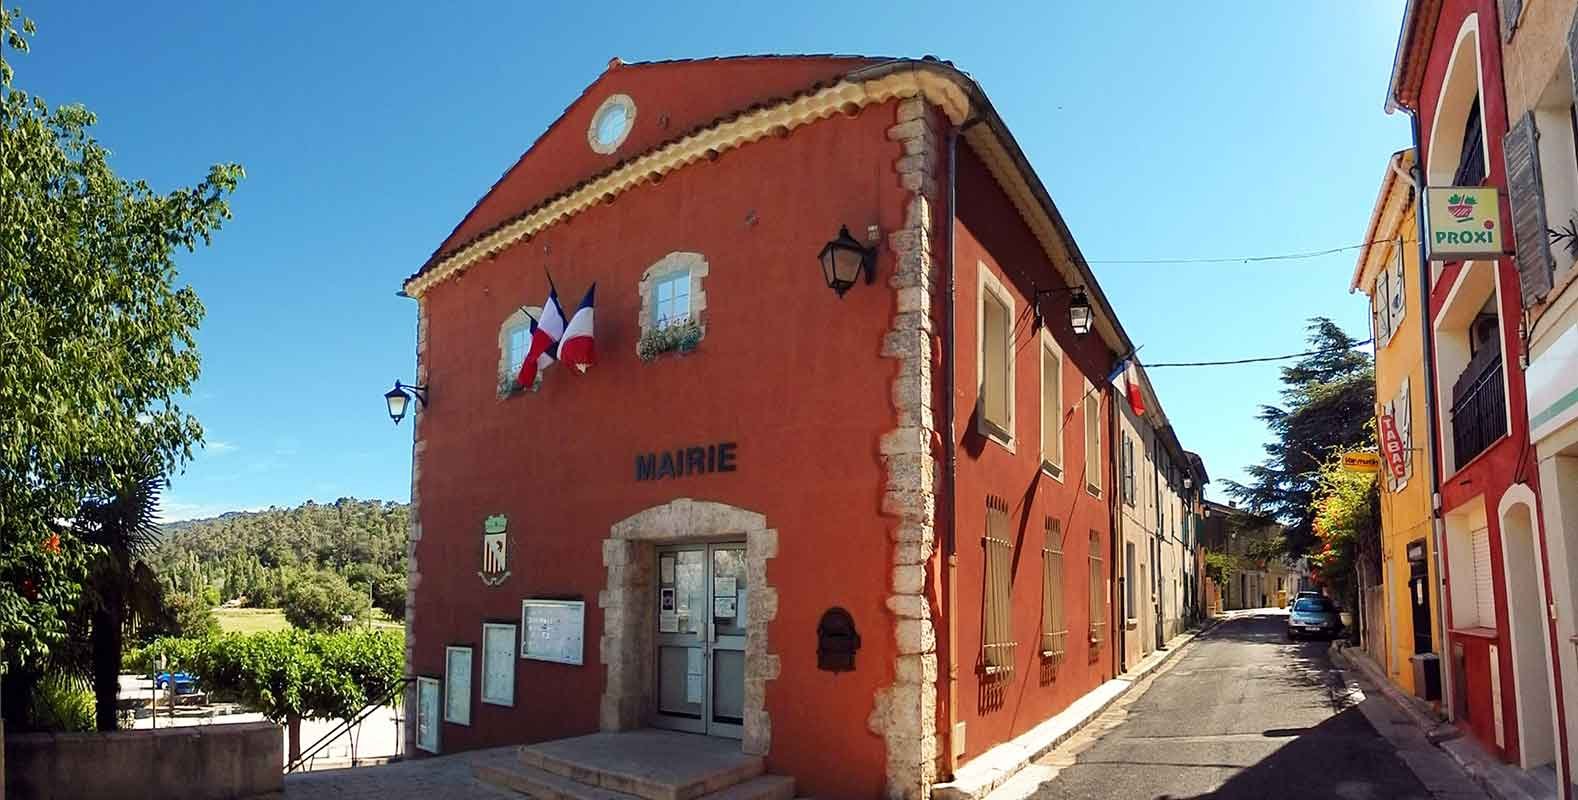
top-left (1026, 611), bottom-right (1478, 799)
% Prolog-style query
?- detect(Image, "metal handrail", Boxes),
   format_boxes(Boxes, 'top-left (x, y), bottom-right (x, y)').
top-left (285, 676), bottom-right (413, 774)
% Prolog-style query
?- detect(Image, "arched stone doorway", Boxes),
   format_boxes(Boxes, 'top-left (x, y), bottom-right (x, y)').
top-left (598, 498), bottom-right (779, 756)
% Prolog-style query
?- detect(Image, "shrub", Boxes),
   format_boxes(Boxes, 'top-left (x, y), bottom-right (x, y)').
top-left (29, 675), bottom-right (95, 732)
top-left (283, 569), bottom-right (367, 632)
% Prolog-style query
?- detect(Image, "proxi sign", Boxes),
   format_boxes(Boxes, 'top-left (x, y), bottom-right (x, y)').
top-left (1426, 187), bottom-right (1504, 260)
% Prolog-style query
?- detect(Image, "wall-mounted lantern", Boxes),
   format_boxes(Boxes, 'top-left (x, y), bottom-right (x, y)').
top-left (1032, 285), bottom-right (1093, 336)
top-left (818, 225), bottom-right (877, 297)
top-left (384, 380), bottom-right (428, 425)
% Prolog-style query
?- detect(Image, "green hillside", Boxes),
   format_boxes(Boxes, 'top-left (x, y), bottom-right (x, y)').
top-left (152, 498), bottom-right (409, 619)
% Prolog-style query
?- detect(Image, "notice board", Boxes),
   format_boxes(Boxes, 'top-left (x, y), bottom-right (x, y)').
top-left (521, 599), bottom-right (585, 665)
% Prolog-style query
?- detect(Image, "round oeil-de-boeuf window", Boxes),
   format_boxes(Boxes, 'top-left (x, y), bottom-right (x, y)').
top-left (588, 94), bottom-right (635, 154)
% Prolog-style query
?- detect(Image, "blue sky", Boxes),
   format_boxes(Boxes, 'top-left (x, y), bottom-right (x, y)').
top-left (16, 2), bottom-right (1409, 520)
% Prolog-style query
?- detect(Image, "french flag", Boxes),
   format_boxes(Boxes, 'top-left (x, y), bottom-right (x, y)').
top-left (1108, 358), bottom-right (1146, 417)
top-left (515, 286), bottom-right (566, 389)
top-left (558, 283), bottom-right (596, 373)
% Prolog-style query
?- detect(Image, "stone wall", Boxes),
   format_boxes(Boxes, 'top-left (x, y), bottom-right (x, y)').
top-left (4, 722), bottom-right (282, 800)
top-left (869, 96), bottom-right (943, 800)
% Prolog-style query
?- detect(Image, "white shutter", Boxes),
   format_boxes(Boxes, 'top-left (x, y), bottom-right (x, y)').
top-left (1398, 378), bottom-right (1412, 483)
top-left (1471, 528), bottom-right (1496, 629)
top-left (1377, 270), bottom-right (1393, 346)
top-left (1389, 251), bottom-right (1407, 332)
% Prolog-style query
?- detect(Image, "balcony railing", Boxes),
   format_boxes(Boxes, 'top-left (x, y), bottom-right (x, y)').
top-left (1450, 353), bottom-right (1506, 471)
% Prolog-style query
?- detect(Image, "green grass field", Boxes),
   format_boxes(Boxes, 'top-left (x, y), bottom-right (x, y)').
top-left (213, 607), bottom-right (403, 634)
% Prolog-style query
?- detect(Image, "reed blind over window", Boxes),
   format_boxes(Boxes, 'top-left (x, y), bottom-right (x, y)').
top-left (984, 495), bottom-right (1015, 676)
top-left (1041, 517), bottom-right (1067, 662)
top-left (1089, 529), bottom-right (1106, 647)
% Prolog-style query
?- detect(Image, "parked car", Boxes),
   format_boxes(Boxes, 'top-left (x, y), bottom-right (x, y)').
top-left (1286, 595), bottom-right (1342, 640)
top-left (154, 671), bottom-right (198, 695)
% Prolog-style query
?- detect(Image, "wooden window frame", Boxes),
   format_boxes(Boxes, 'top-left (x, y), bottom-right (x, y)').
top-left (983, 496), bottom-right (1016, 676)
top-left (1041, 517), bottom-right (1067, 663)
top-left (1083, 386), bottom-right (1102, 497)
top-left (977, 264), bottom-right (1016, 450)
top-left (1039, 330), bottom-right (1064, 479)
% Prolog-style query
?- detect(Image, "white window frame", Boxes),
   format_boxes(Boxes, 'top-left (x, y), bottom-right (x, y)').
top-left (480, 623), bottom-right (516, 707)
top-left (1038, 329), bottom-right (1064, 478)
top-left (415, 676), bottom-right (441, 753)
top-left (498, 306), bottom-right (542, 395)
top-left (444, 645), bottom-right (472, 726)
top-left (653, 271), bottom-right (692, 328)
top-left (977, 263), bottom-right (1016, 449)
top-left (636, 252), bottom-right (710, 355)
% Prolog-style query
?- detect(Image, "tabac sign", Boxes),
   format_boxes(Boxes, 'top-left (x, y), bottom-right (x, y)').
top-left (1425, 187), bottom-right (1504, 260)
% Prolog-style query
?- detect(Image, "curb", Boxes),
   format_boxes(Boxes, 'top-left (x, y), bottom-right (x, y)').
top-left (933, 616), bottom-right (1219, 800)
top-left (1331, 643), bottom-right (1550, 800)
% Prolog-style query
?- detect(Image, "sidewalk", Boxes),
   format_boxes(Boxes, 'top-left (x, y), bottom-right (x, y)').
top-left (1333, 642), bottom-right (1558, 800)
top-left (933, 615), bottom-right (1221, 800)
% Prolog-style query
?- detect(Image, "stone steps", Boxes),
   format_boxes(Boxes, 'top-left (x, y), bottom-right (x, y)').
top-left (472, 730), bottom-right (792, 800)
top-left (476, 759), bottom-right (795, 800)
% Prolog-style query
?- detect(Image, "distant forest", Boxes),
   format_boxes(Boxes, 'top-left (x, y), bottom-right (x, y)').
top-left (152, 498), bottom-right (409, 619)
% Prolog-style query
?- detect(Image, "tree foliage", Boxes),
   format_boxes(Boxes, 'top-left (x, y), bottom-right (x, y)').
top-left (147, 629), bottom-right (404, 759)
top-left (1309, 457), bottom-right (1382, 611)
top-left (283, 568), bottom-right (367, 632)
top-left (152, 498), bottom-right (409, 619)
top-left (1223, 318), bottom-right (1375, 557)
top-left (0, 7), bottom-right (241, 677)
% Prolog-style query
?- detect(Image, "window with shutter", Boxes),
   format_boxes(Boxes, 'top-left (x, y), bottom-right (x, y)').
top-left (1398, 378), bottom-right (1412, 484)
top-left (1470, 527), bottom-right (1496, 629)
top-left (1122, 434), bottom-right (1135, 506)
top-left (983, 496), bottom-right (1015, 676)
top-left (1041, 517), bottom-right (1067, 662)
top-left (1389, 251), bottom-right (1407, 334)
top-left (1084, 391), bottom-right (1102, 496)
top-left (978, 267), bottom-right (1016, 444)
top-left (1505, 112), bottom-right (1556, 305)
top-left (1501, 0), bottom-right (1523, 42)
top-left (1456, 97), bottom-right (1487, 186)
top-left (1040, 335), bottom-right (1063, 475)
top-left (1376, 268), bottom-right (1393, 347)
top-left (1089, 530), bottom-right (1106, 649)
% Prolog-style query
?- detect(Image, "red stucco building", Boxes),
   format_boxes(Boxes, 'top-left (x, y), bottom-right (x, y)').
top-left (395, 55), bottom-right (1177, 799)
top-left (1389, 0), bottom-right (1567, 785)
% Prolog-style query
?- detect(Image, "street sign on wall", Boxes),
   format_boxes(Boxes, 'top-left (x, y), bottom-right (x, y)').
top-left (1341, 452), bottom-right (1380, 473)
top-left (1425, 187), bottom-right (1504, 261)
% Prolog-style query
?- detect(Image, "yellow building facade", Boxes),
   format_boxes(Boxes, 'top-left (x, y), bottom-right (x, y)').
top-left (1352, 149), bottom-right (1442, 698)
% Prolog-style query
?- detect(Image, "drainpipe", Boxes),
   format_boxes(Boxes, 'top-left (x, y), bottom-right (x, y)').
top-left (1400, 112), bottom-right (1456, 721)
top-left (942, 120), bottom-right (964, 778)
top-left (1109, 387), bottom-right (1123, 674)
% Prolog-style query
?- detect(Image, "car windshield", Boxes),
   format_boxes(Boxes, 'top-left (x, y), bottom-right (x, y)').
top-left (1293, 597), bottom-right (1332, 612)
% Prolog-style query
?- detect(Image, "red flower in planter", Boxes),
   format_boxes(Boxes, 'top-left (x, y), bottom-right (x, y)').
top-left (43, 532), bottom-right (60, 554)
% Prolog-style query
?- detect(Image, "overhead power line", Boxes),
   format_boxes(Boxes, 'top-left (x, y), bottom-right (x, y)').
top-left (1087, 239), bottom-right (1415, 265)
top-left (1145, 340), bottom-right (1374, 369)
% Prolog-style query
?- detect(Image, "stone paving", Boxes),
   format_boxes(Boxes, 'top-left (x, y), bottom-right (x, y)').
top-left (284, 746), bottom-right (521, 799)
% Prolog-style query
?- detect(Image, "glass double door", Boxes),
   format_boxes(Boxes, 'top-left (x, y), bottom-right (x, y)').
top-left (654, 543), bottom-right (745, 739)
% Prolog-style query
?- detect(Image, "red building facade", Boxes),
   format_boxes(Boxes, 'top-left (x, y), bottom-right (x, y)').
top-left (1389, 0), bottom-right (1566, 778)
top-left (397, 56), bottom-right (1149, 798)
